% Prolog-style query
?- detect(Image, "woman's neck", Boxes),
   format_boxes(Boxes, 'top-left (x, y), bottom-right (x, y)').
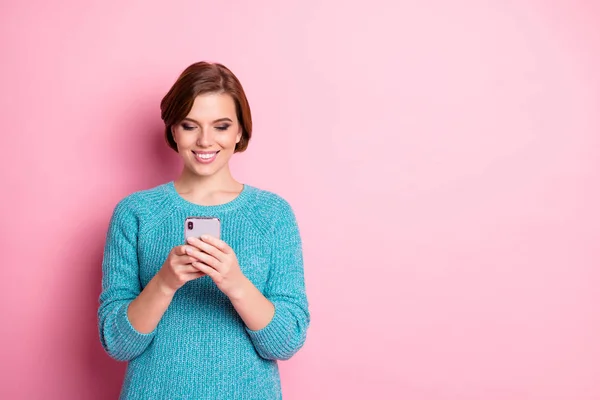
top-left (174, 167), bottom-right (243, 206)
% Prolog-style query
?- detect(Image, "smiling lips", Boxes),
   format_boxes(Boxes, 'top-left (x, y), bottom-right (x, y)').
top-left (192, 150), bottom-right (219, 164)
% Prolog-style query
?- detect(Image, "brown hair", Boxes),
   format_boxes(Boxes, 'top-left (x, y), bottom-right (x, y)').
top-left (160, 61), bottom-right (252, 153)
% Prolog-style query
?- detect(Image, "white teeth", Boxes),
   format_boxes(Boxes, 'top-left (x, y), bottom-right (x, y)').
top-left (196, 152), bottom-right (216, 159)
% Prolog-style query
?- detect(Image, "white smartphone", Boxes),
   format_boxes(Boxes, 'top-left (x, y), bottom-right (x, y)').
top-left (184, 217), bottom-right (221, 241)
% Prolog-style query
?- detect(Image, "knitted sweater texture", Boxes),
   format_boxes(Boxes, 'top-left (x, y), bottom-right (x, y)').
top-left (98, 182), bottom-right (310, 399)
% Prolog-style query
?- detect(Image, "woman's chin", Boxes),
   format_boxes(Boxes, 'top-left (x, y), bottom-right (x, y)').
top-left (182, 163), bottom-right (220, 178)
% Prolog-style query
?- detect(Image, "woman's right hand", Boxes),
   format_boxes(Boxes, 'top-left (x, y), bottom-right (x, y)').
top-left (156, 245), bottom-right (205, 295)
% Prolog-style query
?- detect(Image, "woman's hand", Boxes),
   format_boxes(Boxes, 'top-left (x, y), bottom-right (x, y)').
top-left (155, 245), bottom-right (206, 296)
top-left (184, 236), bottom-right (250, 300)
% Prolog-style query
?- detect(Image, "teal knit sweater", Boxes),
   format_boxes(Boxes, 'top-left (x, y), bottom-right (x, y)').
top-left (98, 182), bottom-right (310, 399)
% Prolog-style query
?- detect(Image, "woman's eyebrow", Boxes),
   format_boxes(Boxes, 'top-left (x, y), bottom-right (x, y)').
top-left (182, 117), bottom-right (233, 124)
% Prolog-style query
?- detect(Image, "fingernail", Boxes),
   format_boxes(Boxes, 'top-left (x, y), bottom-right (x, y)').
top-left (201, 235), bottom-right (209, 241)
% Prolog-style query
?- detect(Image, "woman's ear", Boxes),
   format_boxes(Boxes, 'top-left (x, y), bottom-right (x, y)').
top-left (171, 125), bottom-right (177, 143)
top-left (236, 127), bottom-right (242, 144)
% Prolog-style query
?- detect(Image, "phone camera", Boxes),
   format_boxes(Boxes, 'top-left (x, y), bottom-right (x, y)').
top-left (187, 221), bottom-right (194, 230)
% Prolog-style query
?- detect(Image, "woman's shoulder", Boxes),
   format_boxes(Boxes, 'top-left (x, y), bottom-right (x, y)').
top-left (111, 182), bottom-right (172, 216)
top-left (246, 185), bottom-right (298, 220)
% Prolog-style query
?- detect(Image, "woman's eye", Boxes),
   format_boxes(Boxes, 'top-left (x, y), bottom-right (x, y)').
top-left (182, 124), bottom-right (196, 131)
top-left (215, 124), bottom-right (230, 131)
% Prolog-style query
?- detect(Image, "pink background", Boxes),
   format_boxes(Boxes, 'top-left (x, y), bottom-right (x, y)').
top-left (1, 1), bottom-right (599, 399)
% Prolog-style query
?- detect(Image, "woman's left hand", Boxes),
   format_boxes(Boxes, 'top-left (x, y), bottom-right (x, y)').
top-left (184, 235), bottom-right (249, 300)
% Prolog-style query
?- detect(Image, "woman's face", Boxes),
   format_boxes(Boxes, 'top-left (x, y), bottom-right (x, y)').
top-left (171, 93), bottom-right (242, 179)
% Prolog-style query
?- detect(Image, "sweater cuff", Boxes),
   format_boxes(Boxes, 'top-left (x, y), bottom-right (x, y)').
top-left (112, 302), bottom-right (156, 360)
top-left (245, 304), bottom-right (295, 358)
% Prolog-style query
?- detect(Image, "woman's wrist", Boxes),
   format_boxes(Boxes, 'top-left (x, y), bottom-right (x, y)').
top-left (227, 277), bottom-right (275, 331)
top-left (227, 276), bottom-right (253, 303)
top-left (152, 272), bottom-right (177, 299)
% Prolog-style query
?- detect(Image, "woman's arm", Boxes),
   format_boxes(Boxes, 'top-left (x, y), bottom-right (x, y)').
top-left (127, 245), bottom-right (205, 334)
top-left (98, 199), bottom-right (158, 362)
top-left (188, 200), bottom-right (310, 361)
top-left (228, 278), bottom-right (275, 331)
top-left (243, 201), bottom-right (310, 360)
top-left (98, 199), bottom-right (203, 361)
top-left (125, 274), bottom-right (175, 334)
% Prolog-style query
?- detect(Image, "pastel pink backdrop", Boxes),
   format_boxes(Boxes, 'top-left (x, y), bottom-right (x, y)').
top-left (1, 1), bottom-right (599, 399)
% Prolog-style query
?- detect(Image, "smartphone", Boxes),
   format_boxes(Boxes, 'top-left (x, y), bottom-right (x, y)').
top-left (184, 217), bottom-right (221, 241)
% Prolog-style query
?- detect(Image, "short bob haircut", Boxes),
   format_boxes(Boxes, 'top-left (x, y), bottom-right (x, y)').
top-left (160, 62), bottom-right (252, 153)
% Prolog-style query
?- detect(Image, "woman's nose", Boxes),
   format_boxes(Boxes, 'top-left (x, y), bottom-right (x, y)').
top-left (196, 130), bottom-right (213, 147)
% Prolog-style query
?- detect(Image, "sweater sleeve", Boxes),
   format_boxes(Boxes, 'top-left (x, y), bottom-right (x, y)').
top-left (246, 201), bottom-right (310, 360)
top-left (97, 198), bottom-right (156, 361)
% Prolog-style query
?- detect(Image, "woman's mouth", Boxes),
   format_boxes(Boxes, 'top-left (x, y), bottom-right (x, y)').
top-left (192, 150), bottom-right (219, 164)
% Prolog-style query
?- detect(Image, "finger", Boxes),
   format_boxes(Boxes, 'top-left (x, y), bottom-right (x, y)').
top-left (192, 261), bottom-right (223, 283)
top-left (194, 250), bottom-right (222, 272)
top-left (189, 261), bottom-right (208, 272)
top-left (179, 245), bottom-right (208, 262)
top-left (187, 237), bottom-right (224, 262)
top-left (200, 235), bottom-right (232, 255)
top-left (179, 255), bottom-right (199, 265)
top-left (184, 271), bottom-right (206, 280)
top-left (184, 245), bottom-right (220, 267)
top-left (181, 262), bottom-right (205, 274)
top-left (175, 245), bottom-right (188, 256)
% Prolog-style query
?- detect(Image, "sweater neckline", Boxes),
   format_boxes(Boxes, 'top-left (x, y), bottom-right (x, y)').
top-left (164, 181), bottom-right (252, 213)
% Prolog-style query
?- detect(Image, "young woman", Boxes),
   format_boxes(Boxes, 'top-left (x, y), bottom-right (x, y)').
top-left (98, 61), bottom-right (310, 399)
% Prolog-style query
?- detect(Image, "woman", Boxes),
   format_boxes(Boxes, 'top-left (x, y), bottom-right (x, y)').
top-left (98, 61), bottom-right (310, 399)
